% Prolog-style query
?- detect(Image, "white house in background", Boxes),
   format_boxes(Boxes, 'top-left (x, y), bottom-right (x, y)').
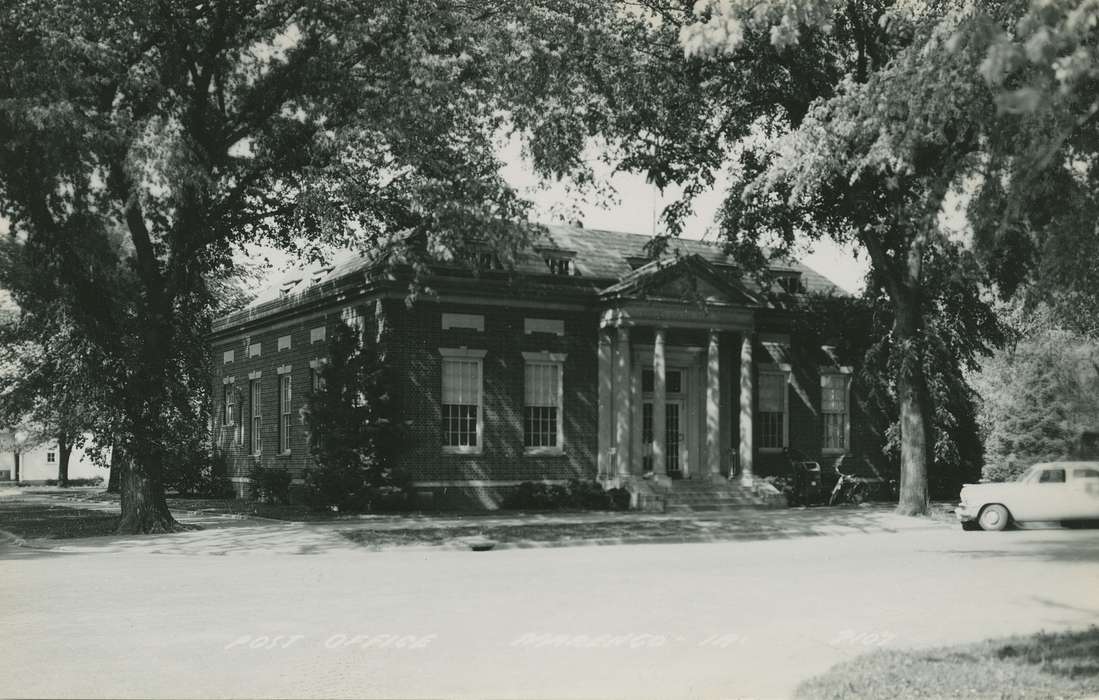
top-left (0, 430), bottom-right (108, 483)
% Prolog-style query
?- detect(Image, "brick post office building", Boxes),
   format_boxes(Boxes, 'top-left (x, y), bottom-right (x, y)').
top-left (210, 224), bottom-right (870, 508)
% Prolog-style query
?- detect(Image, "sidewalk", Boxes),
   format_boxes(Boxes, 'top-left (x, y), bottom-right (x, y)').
top-left (0, 488), bottom-right (954, 557)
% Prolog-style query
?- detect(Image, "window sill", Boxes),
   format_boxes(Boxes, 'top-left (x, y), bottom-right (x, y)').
top-left (277, 450), bottom-right (291, 457)
top-left (822, 448), bottom-right (847, 455)
top-left (759, 447), bottom-right (786, 454)
top-left (524, 447), bottom-right (565, 457)
top-left (442, 447), bottom-right (483, 456)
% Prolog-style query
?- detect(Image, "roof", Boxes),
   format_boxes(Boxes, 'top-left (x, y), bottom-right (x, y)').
top-left (224, 224), bottom-right (846, 328)
top-left (528, 225), bottom-right (840, 294)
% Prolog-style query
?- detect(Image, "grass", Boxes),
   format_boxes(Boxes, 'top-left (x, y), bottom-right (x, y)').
top-left (340, 517), bottom-right (781, 548)
top-left (796, 627), bottom-right (1099, 699)
top-left (44, 490), bottom-right (339, 522)
top-left (0, 502), bottom-right (119, 539)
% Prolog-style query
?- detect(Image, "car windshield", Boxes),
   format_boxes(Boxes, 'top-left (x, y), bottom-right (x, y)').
top-left (1018, 466), bottom-right (1042, 483)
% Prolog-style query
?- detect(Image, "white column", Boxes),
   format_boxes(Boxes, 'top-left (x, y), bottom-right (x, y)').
top-left (614, 326), bottom-right (632, 478)
top-left (739, 332), bottom-right (754, 486)
top-left (597, 328), bottom-right (613, 480)
top-left (706, 329), bottom-right (721, 478)
top-left (652, 327), bottom-right (667, 477)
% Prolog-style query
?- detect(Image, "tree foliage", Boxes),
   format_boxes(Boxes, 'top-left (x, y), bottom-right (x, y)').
top-left (972, 302), bottom-right (1099, 481)
top-left (0, 0), bottom-right (584, 531)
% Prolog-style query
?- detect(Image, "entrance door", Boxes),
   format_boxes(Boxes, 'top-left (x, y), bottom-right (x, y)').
top-left (642, 400), bottom-right (686, 478)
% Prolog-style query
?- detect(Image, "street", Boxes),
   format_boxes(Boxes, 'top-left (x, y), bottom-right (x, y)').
top-left (3, 523), bottom-right (1098, 698)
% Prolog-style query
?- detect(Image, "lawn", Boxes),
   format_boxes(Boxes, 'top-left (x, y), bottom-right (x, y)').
top-left (339, 516), bottom-right (783, 548)
top-left (41, 489), bottom-right (339, 522)
top-left (796, 627), bottom-right (1099, 699)
top-left (0, 502), bottom-right (120, 539)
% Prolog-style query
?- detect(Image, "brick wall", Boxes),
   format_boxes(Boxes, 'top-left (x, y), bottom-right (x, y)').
top-left (212, 305), bottom-right (346, 496)
top-left (388, 299), bottom-right (599, 485)
top-left (211, 294), bottom-right (880, 501)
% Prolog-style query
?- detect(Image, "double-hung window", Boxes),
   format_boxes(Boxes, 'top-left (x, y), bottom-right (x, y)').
top-left (250, 380), bottom-right (262, 455)
top-left (440, 349), bottom-right (485, 453)
top-left (523, 353), bottom-right (565, 453)
top-left (222, 384), bottom-right (235, 426)
top-left (758, 370), bottom-right (788, 450)
top-left (279, 375), bottom-right (292, 453)
top-left (821, 373), bottom-right (850, 452)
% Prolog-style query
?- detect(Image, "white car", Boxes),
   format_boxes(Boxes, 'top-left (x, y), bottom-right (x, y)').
top-left (956, 461), bottom-right (1099, 531)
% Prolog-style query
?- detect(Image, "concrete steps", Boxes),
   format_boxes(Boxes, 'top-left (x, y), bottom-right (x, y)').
top-left (658, 479), bottom-right (786, 512)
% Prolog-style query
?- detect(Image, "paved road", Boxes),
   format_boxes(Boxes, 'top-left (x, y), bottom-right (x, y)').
top-left (3, 522), bottom-right (1098, 699)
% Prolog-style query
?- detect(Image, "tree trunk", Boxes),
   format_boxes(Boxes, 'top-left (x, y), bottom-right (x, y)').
top-left (107, 444), bottom-right (121, 493)
top-left (116, 449), bottom-right (182, 534)
top-left (57, 432), bottom-right (72, 487)
top-left (893, 294), bottom-right (931, 516)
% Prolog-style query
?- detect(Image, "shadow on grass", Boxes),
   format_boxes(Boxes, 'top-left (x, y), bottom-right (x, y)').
top-left (796, 627), bottom-right (1099, 700)
top-left (0, 502), bottom-right (119, 540)
top-left (337, 505), bottom-right (937, 549)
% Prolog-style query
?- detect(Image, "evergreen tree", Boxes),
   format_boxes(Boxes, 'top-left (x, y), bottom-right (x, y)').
top-left (303, 319), bottom-right (405, 512)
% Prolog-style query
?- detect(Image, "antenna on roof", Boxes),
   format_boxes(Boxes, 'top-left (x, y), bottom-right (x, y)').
top-left (651, 183), bottom-right (657, 237)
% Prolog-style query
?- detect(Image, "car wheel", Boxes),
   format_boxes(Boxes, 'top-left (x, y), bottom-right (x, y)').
top-left (978, 504), bottom-right (1011, 531)
top-left (961, 521), bottom-right (980, 531)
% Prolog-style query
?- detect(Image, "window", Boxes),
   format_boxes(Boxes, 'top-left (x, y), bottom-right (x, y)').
top-left (248, 342), bottom-right (261, 358)
top-left (442, 356), bottom-right (482, 452)
top-left (545, 257), bottom-right (574, 275)
top-left (775, 272), bottom-right (806, 294)
top-left (250, 380), bottom-right (262, 456)
top-left (1073, 468), bottom-right (1099, 479)
top-left (46, 451), bottom-right (56, 463)
top-left (538, 247), bottom-right (578, 276)
top-left (821, 374), bottom-right (850, 452)
top-left (1039, 469), bottom-right (1066, 483)
top-left (236, 394), bottom-right (244, 445)
top-left (223, 384), bottom-right (235, 426)
top-left (311, 367), bottom-right (326, 394)
top-left (642, 369), bottom-right (683, 394)
top-left (223, 350), bottom-right (235, 364)
top-left (279, 375), bottom-right (292, 453)
top-left (524, 362), bottom-right (563, 452)
top-left (277, 334), bottom-right (291, 351)
top-left (758, 371), bottom-right (787, 449)
top-left (310, 326), bottom-right (326, 343)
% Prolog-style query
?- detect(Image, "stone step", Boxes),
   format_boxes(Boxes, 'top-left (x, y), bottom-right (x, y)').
top-left (668, 493), bottom-right (753, 502)
top-left (665, 501), bottom-right (770, 512)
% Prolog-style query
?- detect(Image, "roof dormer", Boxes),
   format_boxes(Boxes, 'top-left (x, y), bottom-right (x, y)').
top-left (774, 271), bottom-right (805, 295)
top-left (537, 247), bottom-right (578, 276)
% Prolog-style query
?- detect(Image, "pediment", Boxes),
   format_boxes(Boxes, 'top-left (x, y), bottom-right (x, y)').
top-left (600, 255), bottom-right (759, 306)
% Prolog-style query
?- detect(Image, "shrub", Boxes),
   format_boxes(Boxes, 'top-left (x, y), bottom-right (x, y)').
top-left (53, 477), bottom-right (104, 487)
top-left (302, 463), bottom-right (371, 512)
top-left (164, 449), bottom-right (233, 498)
top-left (250, 465), bottom-right (292, 505)
top-left (501, 479), bottom-right (630, 511)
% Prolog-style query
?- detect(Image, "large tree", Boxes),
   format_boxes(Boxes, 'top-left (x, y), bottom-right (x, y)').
top-left (498, 1), bottom-right (1005, 514)
top-left (673, 0), bottom-right (1099, 512)
top-left (0, 0), bottom-right (568, 532)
